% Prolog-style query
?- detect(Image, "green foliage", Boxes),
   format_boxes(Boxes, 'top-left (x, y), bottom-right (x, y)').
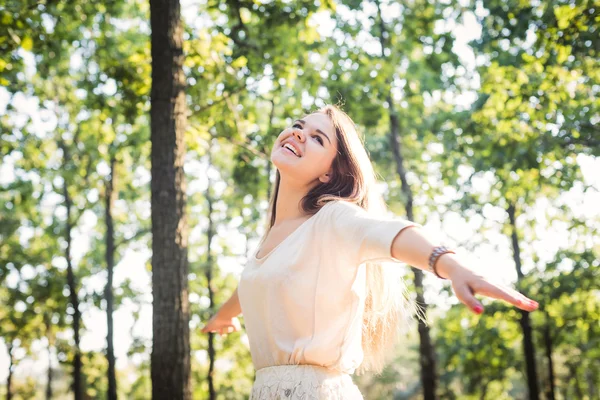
top-left (1, 0), bottom-right (598, 399)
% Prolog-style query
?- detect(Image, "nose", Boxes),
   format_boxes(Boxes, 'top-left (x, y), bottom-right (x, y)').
top-left (293, 128), bottom-right (305, 142)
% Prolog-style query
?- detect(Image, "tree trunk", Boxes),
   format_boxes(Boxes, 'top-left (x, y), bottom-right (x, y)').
top-left (7, 345), bottom-right (13, 400)
top-left (542, 313), bottom-right (556, 400)
top-left (105, 153), bottom-right (118, 400)
top-left (388, 95), bottom-right (437, 399)
top-left (265, 98), bottom-right (276, 200)
top-left (150, 0), bottom-right (191, 398)
top-left (507, 203), bottom-right (539, 400)
top-left (60, 143), bottom-right (83, 400)
top-left (45, 314), bottom-right (54, 400)
top-left (374, 0), bottom-right (437, 396)
top-left (206, 149), bottom-right (216, 400)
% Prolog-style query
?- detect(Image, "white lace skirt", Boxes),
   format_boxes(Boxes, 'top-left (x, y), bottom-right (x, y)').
top-left (249, 364), bottom-right (364, 400)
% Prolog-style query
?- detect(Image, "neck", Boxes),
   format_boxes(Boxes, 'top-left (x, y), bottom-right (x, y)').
top-left (274, 176), bottom-right (315, 225)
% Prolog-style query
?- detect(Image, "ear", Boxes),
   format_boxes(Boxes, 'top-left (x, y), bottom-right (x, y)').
top-left (318, 171), bottom-right (332, 184)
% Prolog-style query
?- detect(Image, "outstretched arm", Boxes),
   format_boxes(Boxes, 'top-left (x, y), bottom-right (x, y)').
top-left (391, 227), bottom-right (539, 314)
top-left (201, 287), bottom-right (242, 336)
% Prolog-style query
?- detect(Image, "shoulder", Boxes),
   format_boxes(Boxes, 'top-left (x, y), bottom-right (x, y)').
top-left (320, 199), bottom-right (363, 214)
top-left (317, 199), bottom-right (369, 222)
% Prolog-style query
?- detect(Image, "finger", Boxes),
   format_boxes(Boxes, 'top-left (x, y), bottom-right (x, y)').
top-left (201, 323), bottom-right (220, 333)
top-left (454, 284), bottom-right (484, 314)
top-left (473, 281), bottom-right (538, 311)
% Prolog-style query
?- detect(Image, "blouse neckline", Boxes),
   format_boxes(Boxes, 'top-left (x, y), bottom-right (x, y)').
top-left (253, 202), bottom-right (333, 263)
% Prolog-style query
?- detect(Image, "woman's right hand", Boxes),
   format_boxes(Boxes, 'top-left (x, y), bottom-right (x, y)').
top-left (201, 314), bottom-right (241, 336)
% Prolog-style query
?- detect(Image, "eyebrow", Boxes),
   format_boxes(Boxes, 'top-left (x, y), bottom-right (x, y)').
top-left (296, 119), bottom-right (331, 144)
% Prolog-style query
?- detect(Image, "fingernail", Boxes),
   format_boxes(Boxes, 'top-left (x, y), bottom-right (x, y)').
top-left (474, 305), bottom-right (484, 314)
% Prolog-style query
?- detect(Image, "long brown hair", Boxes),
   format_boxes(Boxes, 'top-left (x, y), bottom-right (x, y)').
top-left (264, 104), bottom-right (415, 374)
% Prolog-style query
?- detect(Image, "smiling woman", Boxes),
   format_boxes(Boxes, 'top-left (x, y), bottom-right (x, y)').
top-left (201, 104), bottom-right (538, 399)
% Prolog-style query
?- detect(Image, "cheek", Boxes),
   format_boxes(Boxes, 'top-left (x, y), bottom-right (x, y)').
top-left (307, 147), bottom-right (335, 172)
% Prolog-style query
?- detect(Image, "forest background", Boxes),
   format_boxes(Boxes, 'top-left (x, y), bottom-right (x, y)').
top-left (1, 0), bottom-right (598, 399)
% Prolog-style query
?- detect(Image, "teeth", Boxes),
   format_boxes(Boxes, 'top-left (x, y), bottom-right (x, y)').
top-left (283, 143), bottom-right (299, 156)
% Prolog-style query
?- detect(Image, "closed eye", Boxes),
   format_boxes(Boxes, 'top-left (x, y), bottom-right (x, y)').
top-left (292, 122), bottom-right (324, 146)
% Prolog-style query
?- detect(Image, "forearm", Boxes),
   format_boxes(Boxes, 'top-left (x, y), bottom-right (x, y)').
top-left (390, 225), bottom-right (539, 314)
top-left (216, 287), bottom-right (242, 319)
top-left (391, 226), bottom-right (463, 279)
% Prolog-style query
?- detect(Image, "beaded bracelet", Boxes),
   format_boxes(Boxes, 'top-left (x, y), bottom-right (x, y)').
top-left (428, 246), bottom-right (455, 279)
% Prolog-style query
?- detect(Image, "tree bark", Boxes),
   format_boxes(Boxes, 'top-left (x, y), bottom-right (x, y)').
top-left (265, 98), bottom-right (276, 200)
top-left (60, 143), bottom-right (83, 400)
top-left (7, 345), bottom-right (13, 400)
top-left (105, 153), bottom-right (118, 400)
top-left (150, 0), bottom-right (191, 398)
top-left (45, 314), bottom-right (54, 400)
top-left (507, 203), bottom-right (540, 400)
top-left (374, 0), bottom-right (437, 397)
top-left (206, 149), bottom-right (216, 400)
top-left (388, 95), bottom-right (437, 399)
top-left (542, 313), bottom-right (556, 400)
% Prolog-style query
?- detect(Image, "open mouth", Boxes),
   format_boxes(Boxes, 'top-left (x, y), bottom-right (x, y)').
top-left (282, 142), bottom-right (301, 157)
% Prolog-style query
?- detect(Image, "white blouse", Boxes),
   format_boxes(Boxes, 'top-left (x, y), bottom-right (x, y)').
top-left (238, 200), bottom-right (416, 374)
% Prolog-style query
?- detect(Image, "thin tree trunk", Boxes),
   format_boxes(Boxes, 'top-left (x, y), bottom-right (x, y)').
top-left (374, 1), bottom-right (437, 397)
top-left (265, 97), bottom-right (276, 200)
top-left (542, 313), bottom-right (556, 400)
top-left (7, 345), bottom-right (13, 400)
top-left (150, 0), bottom-right (191, 398)
top-left (507, 203), bottom-right (539, 400)
top-left (105, 153), bottom-right (118, 400)
top-left (60, 143), bottom-right (83, 400)
top-left (388, 95), bottom-right (437, 399)
top-left (206, 149), bottom-right (216, 400)
top-left (45, 314), bottom-right (54, 400)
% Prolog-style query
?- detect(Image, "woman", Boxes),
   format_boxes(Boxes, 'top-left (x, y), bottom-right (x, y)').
top-left (201, 105), bottom-right (538, 399)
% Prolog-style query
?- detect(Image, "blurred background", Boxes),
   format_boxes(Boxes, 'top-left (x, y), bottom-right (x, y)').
top-left (1, 0), bottom-right (598, 399)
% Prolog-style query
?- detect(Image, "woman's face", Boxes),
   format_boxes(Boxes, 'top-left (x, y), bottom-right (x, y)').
top-left (271, 112), bottom-right (338, 186)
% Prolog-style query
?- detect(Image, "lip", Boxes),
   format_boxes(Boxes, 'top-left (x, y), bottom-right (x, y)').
top-left (281, 139), bottom-right (302, 157)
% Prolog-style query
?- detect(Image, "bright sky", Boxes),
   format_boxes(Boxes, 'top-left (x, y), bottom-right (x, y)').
top-left (1, 1), bottom-right (599, 388)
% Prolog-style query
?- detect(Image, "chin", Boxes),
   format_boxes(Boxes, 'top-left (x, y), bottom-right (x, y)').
top-left (272, 150), bottom-right (300, 169)
top-left (273, 162), bottom-right (311, 183)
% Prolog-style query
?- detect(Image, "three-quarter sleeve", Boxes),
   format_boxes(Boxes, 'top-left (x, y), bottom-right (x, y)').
top-left (326, 200), bottom-right (420, 264)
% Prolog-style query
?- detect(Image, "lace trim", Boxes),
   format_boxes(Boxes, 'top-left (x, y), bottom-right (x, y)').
top-left (249, 365), bottom-right (363, 400)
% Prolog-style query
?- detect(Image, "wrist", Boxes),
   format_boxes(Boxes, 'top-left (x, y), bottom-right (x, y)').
top-left (435, 253), bottom-right (464, 280)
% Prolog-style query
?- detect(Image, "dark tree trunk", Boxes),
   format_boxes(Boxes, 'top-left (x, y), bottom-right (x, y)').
top-left (7, 345), bottom-right (13, 400)
top-left (45, 314), bottom-right (54, 400)
top-left (374, 0), bottom-right (437, 397)
top-left (265, 97), bottom-right (276, 200)
top-left (388, 95), bottom-right (437, 399)
top-left (150, 0), bottom-right (191, 398)
top-left (507, 203), bottom-right (540, 400)
top-left (542, 313), bottom-right (556, 400)
top-left (105, 153), bottom-right (118, 400)
top-left (60, 143), bottom-right (83, 400)
top-left (206, 150), bottom-right (216, 400)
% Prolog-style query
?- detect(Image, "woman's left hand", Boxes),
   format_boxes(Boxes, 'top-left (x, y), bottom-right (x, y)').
top-left (439, 256), bottom-right (539, 314)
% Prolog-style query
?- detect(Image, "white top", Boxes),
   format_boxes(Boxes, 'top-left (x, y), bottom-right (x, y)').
top-left (238, 200), bottom-right (416, 374)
